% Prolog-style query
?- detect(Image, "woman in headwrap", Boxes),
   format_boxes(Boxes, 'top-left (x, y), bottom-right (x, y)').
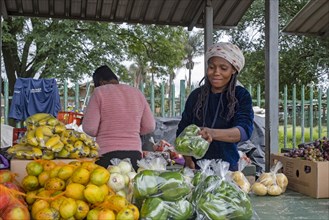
top-left (176, 42), bottom-right (254, 171)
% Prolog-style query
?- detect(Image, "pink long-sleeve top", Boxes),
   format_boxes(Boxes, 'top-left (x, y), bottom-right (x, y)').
top-left (82, 84), bottom-right (156, 155)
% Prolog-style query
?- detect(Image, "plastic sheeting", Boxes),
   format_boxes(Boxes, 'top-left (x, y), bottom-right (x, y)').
top-left (238, 115), bottom-right (265, 176)
top-left (141, 115), bottom-right (266, 176)
top-left (141, 117), bottom-right (181, 151)
top-left (1, 124), bottom-right (14, 149)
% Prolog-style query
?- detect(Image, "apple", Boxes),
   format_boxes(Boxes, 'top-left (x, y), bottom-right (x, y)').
top-left (0, 170), bottom-right (13, 183)
top-left (0, 191), bottom-right (11, 211)
top-left (1, 203), bottom-right (30, 220)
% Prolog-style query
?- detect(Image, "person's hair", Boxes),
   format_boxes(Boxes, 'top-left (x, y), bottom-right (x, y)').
top-left (193, 73), bottom-right (238, 123)
top-left (93, 65), bottom-right (118, 87)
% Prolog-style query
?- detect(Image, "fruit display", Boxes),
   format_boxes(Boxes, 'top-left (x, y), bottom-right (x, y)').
top-left (19, 160), bottom-right (139, 220)
top-left (0, 170), bottom-right (30, 220)
top-left (106, 159), bottom-right (137, 201)
top-left (284, 137), bottom-right (329, 161)
top-left (7, 113), bottom-right (99, 159)
top-left (174, 124), bottom-right (210, 159)
top-left (250, 161), bottom-right (288, 196)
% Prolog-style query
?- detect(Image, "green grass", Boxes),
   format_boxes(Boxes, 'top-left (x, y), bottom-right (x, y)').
top-left (278, 125), bottom-right (328, 150)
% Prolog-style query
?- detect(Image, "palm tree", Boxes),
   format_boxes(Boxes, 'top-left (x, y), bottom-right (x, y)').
top-left (185, 31), bottom-right (204, 89)
top-left (128, 58), bottom-right (149, 89)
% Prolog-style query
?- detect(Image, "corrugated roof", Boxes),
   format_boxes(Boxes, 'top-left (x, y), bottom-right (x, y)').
top-left (1, 0), bottom-right (254, 30)
top-left (283, 0), bottom-right (329, 37)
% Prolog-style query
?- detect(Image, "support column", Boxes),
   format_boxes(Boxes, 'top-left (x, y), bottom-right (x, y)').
top-left (265, 0), bottom-right (279, 171)
top-left (204, 0), bottom-right (213, 74)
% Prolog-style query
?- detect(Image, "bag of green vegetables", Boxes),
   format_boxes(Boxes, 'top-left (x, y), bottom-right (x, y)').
top-left (174, 124), bottom-right (209, 159)
top-left (192, 159), bottom-right (254, 220)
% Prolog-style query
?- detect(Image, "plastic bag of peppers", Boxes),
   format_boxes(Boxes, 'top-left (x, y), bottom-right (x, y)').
top-left (133, 157), bottom-right (194, 220)
top-left (192, 159), bottom-right (253, 220)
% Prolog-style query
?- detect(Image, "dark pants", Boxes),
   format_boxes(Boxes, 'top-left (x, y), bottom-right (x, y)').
top-left (96, 151), bottom-right (142, 171)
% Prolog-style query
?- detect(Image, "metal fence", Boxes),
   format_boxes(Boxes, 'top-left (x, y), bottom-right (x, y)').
top-left (2, 80), bottom-right (328, 149)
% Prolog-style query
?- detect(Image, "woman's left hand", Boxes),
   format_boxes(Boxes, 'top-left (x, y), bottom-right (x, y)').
top-left (199, 127), bottom-right (213, 143)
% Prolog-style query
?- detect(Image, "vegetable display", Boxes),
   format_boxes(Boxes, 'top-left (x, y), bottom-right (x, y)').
top-left (250, 161), bottom-right (288, 196)
top-left (133, 170), bottom-right (191, 201)
top-left (192, 160), bottom-right (253, 220)
top-left (175, 124), bottom-right (209, 159)
top-left (133, 169), bottom-right (194, 220)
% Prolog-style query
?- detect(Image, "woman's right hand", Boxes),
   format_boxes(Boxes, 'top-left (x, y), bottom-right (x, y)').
top-left (199, 127), bottom-right (213, 143)
top-left (184, 156), bottom-right (195, 169)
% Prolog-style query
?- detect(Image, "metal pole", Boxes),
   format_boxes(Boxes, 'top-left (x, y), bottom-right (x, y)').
top-left (4, 80), bottom-right (8, 124)
top-left (64, 81), bottom-right (68, 111)
top-left (318, 89), bottom-right (322, 139)
top-left (265, 0), bottom-right (279, 171)
top-left (180, 80), bottom-right (186, 115)
top-left (161, 83), bottom-right (165, 117)
top-left (204, 0), bottom-right (213, 74)
top-left (75, 83), bottom-right (79, 112)
top-left (310, 85), bottom-right (313, 141)
top-left (301, 85), bottom-right (305, 143)
top-left (150, 83), bottom-right (154, 114)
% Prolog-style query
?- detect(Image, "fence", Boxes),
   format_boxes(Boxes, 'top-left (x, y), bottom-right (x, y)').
top-left (2, 80), bottom-right (328, 149)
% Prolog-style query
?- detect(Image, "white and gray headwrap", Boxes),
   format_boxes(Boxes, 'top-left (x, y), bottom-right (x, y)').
top-left (206, 42), bottom-right (245, 73)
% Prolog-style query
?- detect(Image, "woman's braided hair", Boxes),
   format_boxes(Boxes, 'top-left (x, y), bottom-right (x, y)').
top-left (193, 72), bottom-right (238, 123)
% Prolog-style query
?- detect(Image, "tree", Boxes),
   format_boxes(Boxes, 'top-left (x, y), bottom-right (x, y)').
top-left (123, 24), bottom-right (187, 105)
top-left (213, 0), bottom-right (329, 99)
top-left (1, 17), bottom-right (129, 95)
top-left (1, 18), bottom-right (189, 98)
top-left (184, 31), bottom-right (204, 89)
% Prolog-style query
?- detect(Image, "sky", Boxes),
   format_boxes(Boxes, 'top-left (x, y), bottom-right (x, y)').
top-left (173, 55), bottom-right (205, 96)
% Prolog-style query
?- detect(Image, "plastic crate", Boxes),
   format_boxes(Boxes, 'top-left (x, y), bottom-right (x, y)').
top-left (13, 128), bottom-right (27, 145)
top-left (57, 111), bottom-right (84, 126)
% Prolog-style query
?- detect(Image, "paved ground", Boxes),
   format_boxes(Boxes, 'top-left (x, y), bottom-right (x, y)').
top-left (250, 189), bottom-right (329, 220)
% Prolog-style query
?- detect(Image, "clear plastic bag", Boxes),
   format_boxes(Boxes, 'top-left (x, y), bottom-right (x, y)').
top-left (140, 197), bottom-right (194, 220)
top-left (25, 113), bottom-right (56, 126)
top-left (133, 158), bottom-right (193, 219)
top-left (133, 169), bottom-right (191, 201)
top-left (142, 150), bottom-right (172, 166)
top-left (107, 158), bottom-right (137, 202)
top-left (193, 159), bottom-right (253, 220)
top-left (174, 124), bottom-right (210, 159)
top-left (150, 138), bottom-right (185, 165)
top-left (229, 152), bottom-right (251, 193)
top-left (250, 161), bottom-right (288, 196)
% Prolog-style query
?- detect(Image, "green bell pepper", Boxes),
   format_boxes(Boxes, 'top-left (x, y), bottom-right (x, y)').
top-left (167, 199), bottom-right (194, 220)
top-left (133, 170), bottom-right (158, 199)
top-left (140, 197), bottom-right (168, 219)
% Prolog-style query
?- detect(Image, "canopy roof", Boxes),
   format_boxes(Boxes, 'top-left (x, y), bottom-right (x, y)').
top-left (1, 0), bottom-right (254, 31)
top-left (283, 0), bottom-right (329, 37)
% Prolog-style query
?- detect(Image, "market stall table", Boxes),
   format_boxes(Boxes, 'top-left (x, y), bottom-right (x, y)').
top-left (250, 189), bottom-right (329, 219)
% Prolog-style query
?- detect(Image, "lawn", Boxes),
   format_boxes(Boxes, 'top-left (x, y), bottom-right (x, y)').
top-left (278, 125), bottom-right (328, 149)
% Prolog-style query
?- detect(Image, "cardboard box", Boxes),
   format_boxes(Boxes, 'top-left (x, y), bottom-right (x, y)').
top-left (10, 159), bottom-right (91, 183)
top-left (271, 154), bottom-right (329, 198)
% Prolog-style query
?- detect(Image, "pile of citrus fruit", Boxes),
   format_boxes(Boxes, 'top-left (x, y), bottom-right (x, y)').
top-left (21, 159), bottom-right (139, 220)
